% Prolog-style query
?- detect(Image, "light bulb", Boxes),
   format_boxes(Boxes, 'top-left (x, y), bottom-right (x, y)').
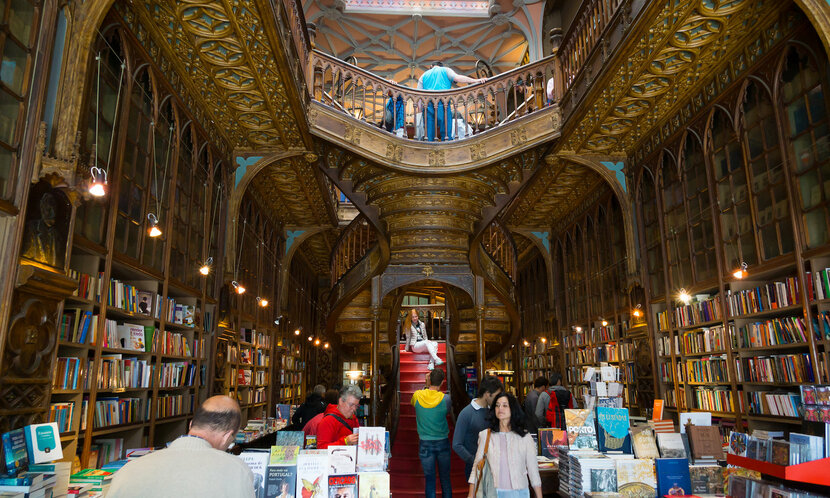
top-left (294, 328), bottom-right (301, 335)
top-left (89, 182), bottom-right (106, 197)
top-left (323, 342), bottom-right (330, 349)
top-left (232, 280), bottom-right (246, 295)
top-left (307, 335), bottom-right (313, 342)
top-left (733, 262), bottom-right (748, 279)
top-left (199, 257), bottom-right (213, 276)
top-left (257, 297), bottom-right (269, 307)
top-left (601, 319), bottom-right (608, 327)
top-left (541, 337), bottom-right (547, 343)
top-left (632, 306), bottom-right (643, 318)
top-left (89, 166), bottom-right (107, 197)
top-left (678, 289), bottom-right (692, 305)
top-left (314, 338), bottom-right (321, 346)
top-left (575, 326), bottom-right (582, 333)
top-left (522, 340), bottom-right (529, 346)
top-left (147, 213), bottom-right (161, 237)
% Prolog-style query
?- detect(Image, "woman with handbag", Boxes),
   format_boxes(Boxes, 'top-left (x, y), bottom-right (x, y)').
top-left (467, 393), bottom-right (543, 498)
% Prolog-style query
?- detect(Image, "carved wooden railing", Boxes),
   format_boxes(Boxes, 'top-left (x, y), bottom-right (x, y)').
top-left (310, 50), bottom-right (557, 141)
top-left (446, 342), bottom-right (470, 420)
top-left (481, 220), bottom-right (518, 283)
top-left (557, 0), bottom-right (625, 95)
top-left (378, 344), bottom-right (401, 445)
top-left (330, 214), bottom-right (377, 286)
top-left (280, 0), bottom-right (311, 75)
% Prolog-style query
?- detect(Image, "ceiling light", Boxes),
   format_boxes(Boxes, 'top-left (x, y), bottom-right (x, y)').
top-left (147, 213), bottom-right (161, 237)
top-left (732, 261), bottom-right (748, 280)
top-left (678, 288), bottom-right (692, 305)
top-left (89, 166), bottom-right (107, 197)
top-left (257, 297), bottom-right (269, 307)
top-left (199, 257), bottom-right (213, 276)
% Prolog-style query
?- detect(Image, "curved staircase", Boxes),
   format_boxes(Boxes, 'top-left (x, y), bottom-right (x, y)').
top-left (391, 341), bottom-right (469, 497)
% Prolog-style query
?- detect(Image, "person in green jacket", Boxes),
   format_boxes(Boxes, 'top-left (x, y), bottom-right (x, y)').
top-left (411, 368), bottom-right (453, 498)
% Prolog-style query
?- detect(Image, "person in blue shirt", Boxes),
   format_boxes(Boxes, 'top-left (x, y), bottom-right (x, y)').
top-left (417, 61), bottom-right (485, 141)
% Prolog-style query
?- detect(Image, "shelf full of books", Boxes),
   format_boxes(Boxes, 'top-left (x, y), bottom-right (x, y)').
top-left (213, 323), bottom-right (276, 421)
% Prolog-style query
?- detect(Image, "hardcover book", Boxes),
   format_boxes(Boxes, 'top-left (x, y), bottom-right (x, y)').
top-left (689, 465), bottom-right (724, 494)
top-left (538, 428), bottom-right (568, 458)
top-left (2, 429), bottom-right (29, 475)
top-left (327, 446), bottom-right (356, 475)
top-left (728, 431), bottom-right (748, 457)
top-left (595, 407), bottom-right (631, 454)
top-left (678, 411), bottom-right (711, 433)
top-left (357, 471), bottom-right (390, 498)
top-left (265, 464), bottom-right (298, 498)
top-left (655, 458), bottom-right (692, 497)
top-left (565, 409), bottom-right (598, 450)
top-left (686, 425), bottom-right (723, 461)
top-left (269, 445), bottom-right (300, 466)
top-left (630, 427), bottom-right (659, 459)
top-left (328, 474), bottom-right (357, 498)
top-left (276, 431), bottom-right (305, 448)
top-left (655, 432), bottom-right (686, 459)
top-left (615, 458), bottom-right (656, 498)
top-left (356, 426), bottom-right (385, 471)
top-left (590, 467), bottom-right (617, 492)
top-left (296, 449), bottom-right (328, 498)
top-left (23, 423), bottom-right (63, 465)
top-left (238, 450), bottom-right (270, 498)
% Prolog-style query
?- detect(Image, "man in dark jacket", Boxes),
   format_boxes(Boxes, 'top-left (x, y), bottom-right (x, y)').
top-left (292, 384), bottom-right (326, 428)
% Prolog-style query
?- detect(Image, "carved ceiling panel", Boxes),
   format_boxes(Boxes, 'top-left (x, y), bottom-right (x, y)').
top-left (119, 0), bottom-right (305, 149)
top-left (564, 0), bottom-right (783, 154)
top-left (248, 156), bottom-right (334, 227)
top-left (296, 229), bottom-right (339, 275)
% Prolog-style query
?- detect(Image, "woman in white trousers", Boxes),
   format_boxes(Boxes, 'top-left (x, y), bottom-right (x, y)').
top-left (404, 308), bottom-right (444, 370)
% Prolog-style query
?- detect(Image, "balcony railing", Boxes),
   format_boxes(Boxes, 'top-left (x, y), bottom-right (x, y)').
top-left (481, 220), bottom-right (517, 283)
top-left (310, 50), bottom-right (557, 142)
top-left (331, 214), bottom-right (377, 285)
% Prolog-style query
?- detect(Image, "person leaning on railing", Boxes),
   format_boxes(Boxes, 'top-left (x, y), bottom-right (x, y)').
top-left (417, 61), bottom-right (486, 142)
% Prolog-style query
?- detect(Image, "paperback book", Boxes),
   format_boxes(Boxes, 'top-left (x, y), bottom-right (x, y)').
top-left (538, 429), bottom-right (568, 458)
top-left (265, 464), bottom-right (298, 498)
top-left (728, 431), bottom-right (748, 457)
top-left (615, 458), bottom-right (656, 498)
top-left (238, 450), bottom-right (270, 498)
top-left (276, 432), bottom-right (305, 449)
top-left (630, 426), bottom-right (659, 459)
top-left (565, 409), bottom-right (598, 450)
top-left (595, 407), bottom-right (631, 454)
top-left (655, 458), bottom-right (692, 497)
top-left (328, 474), bottom-right (357, 498)
top-left (327, 446), bottom-right (356, 475)
top-left (2, 429), bottom-right (28, 475)
top-left (296, 450), bottom-right (328, 498)
top-left (689, 465), bottom-right (724, 494)
top-left (269, 445), bottom-right (300, 466)
top-left (357, 471), bottom-right (390, 498)
top-left (356, 427), bottom-right (385, 471)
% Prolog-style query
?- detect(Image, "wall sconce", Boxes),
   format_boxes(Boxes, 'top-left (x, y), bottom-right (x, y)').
top-left (678, 288), bottom-right (692, 305)
top-left (147, 213), bottom-right (162, 237)
top-left (732, 261), bottom-right (748, 280)
top-left (199, 257), bottom-right (213, 276)
top-left (257, 297), bottom-right (269, 307)
top-left (89, 166), bottom-right (107, 197)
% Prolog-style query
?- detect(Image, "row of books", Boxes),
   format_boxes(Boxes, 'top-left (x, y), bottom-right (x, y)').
top-left (154, 330), bottom-right (193, 357)
top-left (89, 397), bottom-right (145, 428)
top-left (157, 361), bottom-right (196, 388)
top-left (103, 320), bottom-right (147, 351)
top-left (69, 269), bottom-right (104, 301)
top-left (107, 279), bottom-right (160, 318)
top-left (691, 386), bottom-right (735, 412)
top-left (255, 370), bottom-right (268, 385)
top-left (682, 324), bottom-right (730, 354)
top-left (728, 431), bottom-right (826, 465)
top-left (281, 356), bottom-right (303, 369)
top-left (522, 354), bottom-right (556, 369)
top-left (253, 388), bottom-right (265, 403)
top-left (155, 393), bottom-right (193, 419)
top-left (60, 309), bottom-right (98, 344)
top-left (574, 344), bottom-right (621, 363)
top-left (49, 402), bottom-right (75, 433)
top-left (254, 331), bottom-right (271, 348)
top-left (742, 390), bottom-right (801, 417)
top-left (735, 352), bottom-right (815, 384)
top-left (593, 324), bottom-right (617, 342)
top-left (725, 277), bottom-right (800, 316)
top-left (682, 355), bottom-right (729, 383)
top-left (279, 371), bottom-right (303, 385)
top-left (97, 355), bottom-right (151, 390)
top-left (738, 315), bottom-right (810, 348)
top-left (674, 295), bottom-right (723, 327)
top-left (254, 349), bottom-right (269, 366)
top-left (239, 348), bottom-right (253, 364)
top-left (53, 357), bottom-right (89, 390)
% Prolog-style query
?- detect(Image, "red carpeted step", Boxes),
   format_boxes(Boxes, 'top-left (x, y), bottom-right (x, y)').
top-left (391, 341), bottom-right (468, 497)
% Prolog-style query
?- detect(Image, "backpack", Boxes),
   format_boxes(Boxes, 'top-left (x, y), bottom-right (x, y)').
top-left (546, 387), bottom-right (571, 428)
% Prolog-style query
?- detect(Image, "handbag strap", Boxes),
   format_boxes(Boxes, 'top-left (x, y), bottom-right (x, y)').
top-left (473, 429), bottom-right (492, 495)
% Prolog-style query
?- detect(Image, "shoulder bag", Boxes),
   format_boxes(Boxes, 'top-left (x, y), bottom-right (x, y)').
top-left (474, 429), bottom-right (495, 498)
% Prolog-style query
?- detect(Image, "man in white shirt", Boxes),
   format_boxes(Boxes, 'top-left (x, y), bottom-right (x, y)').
top-left (109, 395), bottom-right (254, 498)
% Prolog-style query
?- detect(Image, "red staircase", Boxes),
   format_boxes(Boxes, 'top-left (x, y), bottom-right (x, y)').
top-left (390, 341), bottom-right (469, 497)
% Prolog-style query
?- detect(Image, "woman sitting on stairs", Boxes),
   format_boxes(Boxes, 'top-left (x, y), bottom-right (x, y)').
top-left (404, 308), bottom-right (444, 371)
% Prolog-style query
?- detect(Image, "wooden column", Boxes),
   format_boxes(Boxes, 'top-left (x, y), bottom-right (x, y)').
top-left (476, 305), bottom-right (486, 382)
top-left (370, 276), bottom-right (381, 425)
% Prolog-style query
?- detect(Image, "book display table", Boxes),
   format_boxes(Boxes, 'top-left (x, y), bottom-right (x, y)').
top-left (726, 454), bottom-right (830, 486)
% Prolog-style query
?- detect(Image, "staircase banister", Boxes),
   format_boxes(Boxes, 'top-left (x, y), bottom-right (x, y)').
top-left (311, 49), bottom-right (558, 101)
top-left (329, 213), bottom-right (374, 268)
top-left (445, 343), bottom-right (470, 421)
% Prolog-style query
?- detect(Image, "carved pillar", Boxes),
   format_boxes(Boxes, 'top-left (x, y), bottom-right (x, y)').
top-left (511, 343), bottom-right (521, 397)
top-left (475, 305), bottom-right (486, 382)
top-left (369, 276), bottom-right (381, 425)
top-left (549, 28), bottom-right (564, 103)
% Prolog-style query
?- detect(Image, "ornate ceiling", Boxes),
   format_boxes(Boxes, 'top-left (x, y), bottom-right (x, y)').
top-left (303, 0), bottom-right (531, 86)
top-left (247, 156), bottom-right (336, 227)
top-left (295, 229), bottom-right (340, 275)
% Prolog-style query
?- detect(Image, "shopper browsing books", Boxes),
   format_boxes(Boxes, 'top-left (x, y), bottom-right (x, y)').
top-left (453, 375), bottom-right (503, 479)
top-left (316, 385), bottom-right (362, 449)
top-left (292, 384), bottom-right (327, 428)
top-left (523, 376), bottom-right (549, 434)
top-left (535, 373), bottom-right (574, 430)
top-left (467, 393), bottom-right (542, 498)
top-left (303, 389), bottom-right (339, 437)
top-left (108, 395), bottom-right (254, 498)
top-left (411, 368), bottom-right (454, 498)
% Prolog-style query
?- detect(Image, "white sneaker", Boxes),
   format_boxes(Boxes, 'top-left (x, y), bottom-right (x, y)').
top-left (428, 362), bottom-right (434, 371)
top-left (435, 359), bottom-right (444, 366)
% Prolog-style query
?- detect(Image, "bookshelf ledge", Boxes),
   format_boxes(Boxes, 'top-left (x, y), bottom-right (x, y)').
top-left (726, 454), bottom-right (830, 486)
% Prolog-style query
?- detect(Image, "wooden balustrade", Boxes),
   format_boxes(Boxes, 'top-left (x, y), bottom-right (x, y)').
top-left (280, 0), bottom-right (311, 74)
top-left (557, 0), bottom-right (625, 94)
top-left (310, 50), bottom-right (557, 141)
top-left (330, 214), bottom-right (377, 285)
top-left (481, 220), bottom-right (518, 283)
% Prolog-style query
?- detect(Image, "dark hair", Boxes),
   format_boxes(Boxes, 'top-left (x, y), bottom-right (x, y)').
top-left (324, 389), bottom-right (339, 405)
top-left (477, 375), bottom-right (504, 398)
top-left (191, 404), bottom-right (241, 433)
top-left (549, 372), bottom-right (562, 386)
top-left (489, 392), bottom-right (527, 436)
top-left (429, 368), bottom-right (445, 386)
top-left (534, 376), bottom-right (549, 389)
top-left (432, 61), bottom-right (444, 67)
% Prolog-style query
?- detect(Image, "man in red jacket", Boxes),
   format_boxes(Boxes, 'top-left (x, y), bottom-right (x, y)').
top-left (317, 384), bottom-right (362, 449)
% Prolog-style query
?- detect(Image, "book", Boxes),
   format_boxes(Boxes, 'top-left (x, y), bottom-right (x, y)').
top-left (1, 429), bottom-right (28, 475)
top-left (327, 474), bottom-right (357, 498)
top-left (655, 458), bottom-right (691, 497)
top-left (630, 427), bottom-right (659, 459)
top-left (689, 465), bottom-right (724, 494)
top-left (296, 450), bottom-right (328, 498)
top-left (595, 407), bottom-right (631, 454)
top-left (590, 467), bottom-right (617, 492)
top-left (327, 446), bottom-right (356, 475)
top-left (357, 471), bottom-right (389, 498)
top-left (678, 411), bottom-right (711, 433)
top-left (538, 428), bottom-right (568, 458)
top-left (686, 425), bottom-right (723, 461)
top-left (304, 435), bottom-right (317, 450)
top-left (615, 458), bottom-right (655, 497)
top-left (728, 431), bottom-right (748, 457)
top-left (276, 432), bottom-right (305, 449)
top-left (565, 409), bottom-right (598, 450)
top-left (238, 450), bottom-right (270, 498)
top-left (28, 461), bottom-right (71, 498)
top-left (276, 405), bottom-right (291, 421)
top-left (788, 433), bottom-right (824, 462)
top-left (265, 464), bottom-right (298, 498)
top-left (356, 427), bottom-right (385, 471)
top-left (136, 291), bottom-right (153, 316)
top-left (269, 446), bottom-right (300, 466)
top-left (769, 439), bottom-right (790, 466)
top-left (652, 399), bottom-right (664, 421)
top-left (656, 432), bottom-right (686, 458)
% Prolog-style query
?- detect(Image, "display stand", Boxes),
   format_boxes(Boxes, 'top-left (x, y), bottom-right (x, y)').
top-left (726, 454), bottom-right (830, 486)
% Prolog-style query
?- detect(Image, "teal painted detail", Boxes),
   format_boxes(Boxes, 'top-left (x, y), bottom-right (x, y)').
top-left (530, 231), bottom-right (550, 254)
top-left (286, 230), bottom-right (305, 255)
top-left (600, 161), bottom-right (627, 193)
top-left (234, 156), bottom-right (263, 188)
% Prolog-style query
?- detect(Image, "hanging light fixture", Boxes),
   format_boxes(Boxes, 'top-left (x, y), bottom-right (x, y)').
top-left (307, 335), bottom-right (313, 342)
top-left (575, 326), bottom-right (582, 333)
top-left (540, 337), bottom-right (547, 344)
top-left (147, 213), bottom-right (162, 237)
top-left (601, 318), bottom-right (608, 327)
top-left (88, 166), bottom-right (107, 197)
top-left (199, 257), bottom-right (213, 276)
top-left (314, 338), bottom-right (321, 346)
top-left (294, 327), bottom-right (301, 335)
top-left (232, 280), bottom-right (246, 295)
top-left (323, 342), bottom-right (330, 349)
top-left (522, 340), bottom-right (529, 347)
top-left (678, 288), bottom-right (692, 305)
top-left (632, 304), bottom-right (643, 318)
top-left (256, 296), bottom-right (269, 307)
top-left (732, 261), bottom-right (748, 280)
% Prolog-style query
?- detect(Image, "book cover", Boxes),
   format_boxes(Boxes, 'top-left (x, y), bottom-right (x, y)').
top-left (276, 432), bottom-right (305, 448)
top-left (689, 465), bottom-right (724, 494)
top-left (728, 431), bottom-right (748, 457)
top-left (595, 407), bottom-right (631, 454)
top-left (265, 464), bottom-right (298, 498)
top-left (655, 432), bottom-right (686, 458)
top-left (136, 291), bottom-right (153, 316)
top-left (615, 458), bottom-right (656, 498)
top-left (276, 404), bottom-right (291, 421)
top-left (297, 450), bottom-right (328, 498)
top-left (269, 445), bottom-right (300, 466)
top-left (652, 399), bottom-right (664, 421)
top-left (238, 450), bottom-right (270, 498)
top-left (590, 467), bottom-right (617, 492)
top-left (23, 423), bottom-right (62, 464)
top-left (327, 446), bottom-right (356, 475)
top-left (128, 325), bottom-right (145, 352)
top-left (686, 425), bottom-right (723, 460)
top-left (789, 432), bottom-right (824, 461)
top-left (2, 429), bottom-right (28, 475)
top-left (357, 471), bottom-right (390, 498)
top-left (755, 438), bottom-right (770, 462)
top-left (678, 412), bottom-right (711, 433)
top-left (769, 440), bottom-right (790, 466)
top-left (356, 427), bottom-right (385, 471)
top-left (655, 458), bottom-right (692, 497)
top-left (538, 428), bottom-right (568, 458)
top-left (630, 427), bottom-right (659, 459)
top-left (304, 435), bottom-right (317, 450)
top-left (328, 474), bottom-right (357, 498)
top-left (565, 409), bottom-right (598, 450)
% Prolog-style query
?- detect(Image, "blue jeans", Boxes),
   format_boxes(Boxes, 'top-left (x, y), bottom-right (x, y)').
top-left (425, 102), bottom-right (452, 141)
top-left (497, 489), bottom-right (530, 498)
top-left (419, 438), bottom-right (452, 498)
